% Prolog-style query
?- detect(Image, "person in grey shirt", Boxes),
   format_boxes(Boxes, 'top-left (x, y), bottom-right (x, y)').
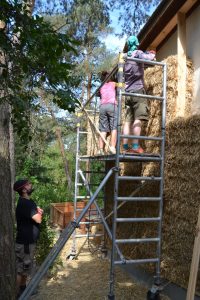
top-left (123, 35), bottom-right (156, 154)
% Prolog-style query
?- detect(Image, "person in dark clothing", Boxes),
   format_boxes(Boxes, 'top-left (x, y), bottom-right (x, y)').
top-left (13, 179), bottom-right (43, 298)
top-left (123, 35), bottom-right (156, 154)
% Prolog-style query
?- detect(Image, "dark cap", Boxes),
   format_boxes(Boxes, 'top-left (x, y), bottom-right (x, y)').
top-left (101, 70), bottom-right (109, 81)
top-left (13, 179), bottom-right (29, 192)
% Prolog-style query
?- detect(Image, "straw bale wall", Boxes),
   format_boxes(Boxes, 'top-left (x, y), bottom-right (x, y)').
top-left (87, 115), bottom-right (99, 156)
top-left (104, 56), bottom-right (200, 291)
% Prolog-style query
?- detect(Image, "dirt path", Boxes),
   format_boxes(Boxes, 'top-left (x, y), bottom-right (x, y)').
top-left (31, 236), bottom-right (170, 300)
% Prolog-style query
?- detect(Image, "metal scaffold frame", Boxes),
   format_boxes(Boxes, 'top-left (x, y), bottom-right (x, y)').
top-left (68, 121), bottom-right (107, 258)
top-left (19, 54), bottom-right (167, 300)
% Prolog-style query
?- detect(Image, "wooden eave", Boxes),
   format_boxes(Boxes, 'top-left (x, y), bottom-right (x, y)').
top-left (123, 0), bottom-right (199, 52)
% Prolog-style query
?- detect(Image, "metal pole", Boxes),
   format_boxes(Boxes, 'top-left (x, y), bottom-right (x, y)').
top-left (83, 65), bottom-right (118, 108)
top-left (108, 52), bottom-right (124, 300)
top-left (70, 123), bottom-right (81, 256)
top-left (19, 168), bottom-right (115, 300)
top-left (126, 57), bottom-right (166, 66)
top-left (78, 169), bottom-right (124, 260)
top-left (155, 62), bottom-right (167, 285)
top-left (101, 160), bottom-right (107, 255)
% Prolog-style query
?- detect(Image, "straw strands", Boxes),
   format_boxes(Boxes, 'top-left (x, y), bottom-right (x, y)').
top-left (130, 55), bottom-right (199, 289)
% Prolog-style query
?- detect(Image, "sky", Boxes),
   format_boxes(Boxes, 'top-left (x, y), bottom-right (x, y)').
top-left (103, 4), bottom-right (158, 53)
top-left (104, 34), bottom-right (126, 52)
top-left (55, 2), bottom-right (158, 117)
top-left (102, 10), bottom-right (127, 53)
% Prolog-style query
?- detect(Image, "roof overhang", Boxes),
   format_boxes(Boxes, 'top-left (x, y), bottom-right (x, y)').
top-left (123, 0), bottom-right (199, 52)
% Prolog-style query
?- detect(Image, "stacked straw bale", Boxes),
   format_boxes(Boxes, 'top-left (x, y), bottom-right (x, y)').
top-left (87, 115), bottom-right (99, 156)
top-left (104, 55), bottom-right (200, 291)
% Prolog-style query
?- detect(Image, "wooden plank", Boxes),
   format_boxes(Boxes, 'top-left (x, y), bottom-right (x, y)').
top-left (150, 0), bottom-right (198, 50)
top-left (180, 0), bottom-right (198, 14)
top-left (150, 15), bottom-right (177, 49)
top-left (186, 207), bottom-right (200, 300)
top-left (176, 12), bottom-right (186, 117)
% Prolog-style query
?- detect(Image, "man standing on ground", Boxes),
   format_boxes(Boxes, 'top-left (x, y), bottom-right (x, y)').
top-left (123, 35), bottom-right (156, 154)
top-left (13, 179), bottom-right (43, 298)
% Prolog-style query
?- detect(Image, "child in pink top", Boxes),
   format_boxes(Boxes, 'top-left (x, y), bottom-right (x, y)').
top-left (98, 71), bottom-right (117, 155)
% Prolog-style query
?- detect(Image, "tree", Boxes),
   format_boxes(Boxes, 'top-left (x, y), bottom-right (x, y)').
top-left (0, 0), bottom-right (79, 139)
top-left (0, 102), bottom-right (16, 300)
top-left (41, 98), bottom-right (73, 189)
top-left (34, 0), bottom-right (72, 15)
top-left (15, 111), bottom-right (77, 205)
top-left (108, 0), bottom-right (161, 36)
top-left (0, 17), bottom-right (16, 300)
top-left (58, 0), bottom-right (112, 103)
top-left (0, 1), bottom-right (79, 298)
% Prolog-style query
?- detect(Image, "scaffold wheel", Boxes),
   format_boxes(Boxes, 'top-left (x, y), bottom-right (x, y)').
top-left (147, 289), bottom-right (160, 300)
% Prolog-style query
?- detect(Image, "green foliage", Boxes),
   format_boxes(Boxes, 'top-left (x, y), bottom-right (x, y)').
top-left (15, 113), bottom-right (77, 210)
top-left (34, 0), bottom-right (73, 15)
top-left (35, 215), bottom-right (55, 265)
top-left (0, 0), bottom-right (80, 140)
top-left (35, 214), bottom-right (63, 276)
top-left (108, 0), bottom-right (161, 36)
top-left (15, 112), bottom-right (77, 266)
top-left (67, 0), bottom-right (110, 45)
top-left (54, 0), bottom-right (114, 101)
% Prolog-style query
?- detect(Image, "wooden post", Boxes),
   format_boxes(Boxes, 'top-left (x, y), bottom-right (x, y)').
top-left (177, 12), bottom-right (186, 117)
top-left (186, 207), bottom-right (200, 300)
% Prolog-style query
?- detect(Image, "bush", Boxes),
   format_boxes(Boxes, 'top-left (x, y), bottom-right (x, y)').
top-left (35, 215), bottom-right (55, 265)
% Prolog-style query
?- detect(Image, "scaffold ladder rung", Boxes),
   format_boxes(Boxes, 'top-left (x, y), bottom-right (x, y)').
top-left (75, 233), bottom-right (104, 238)
top-left (126, 56), bottom-right (165, 66)
top-left (116, 217), bottom-right (161, 222)
top-left (116, 237), bottom-right (160, 244)
top-left (117, 196), bottom-right (161, 202)
top-left (121, 91), bottom-right (164, 101)
top-left (77, 183), bottom-right (100, 186)
top-left (76, 198), bottom-right (103, 203)
top-left (120, 134), bottom-right (163, 141)
top-left (118, 176), bottom-right (162, 181)
top-left (79, 221), bottom-right (102, 225)
top-left (83, 170), bottom-right (106, 174)
top-left (114, 258), bottom-right (159, 265)
top-left (119, 155), bottom-right (162, 162)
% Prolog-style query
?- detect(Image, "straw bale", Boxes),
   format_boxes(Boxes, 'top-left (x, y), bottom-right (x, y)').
top-left (104, 55), bottom-right (200, 291)
top-left (87, 113), bottom-right (99, 156)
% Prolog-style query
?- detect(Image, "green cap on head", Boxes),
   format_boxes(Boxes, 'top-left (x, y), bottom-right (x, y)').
top-left (127, 35), bottom-right (139, 56)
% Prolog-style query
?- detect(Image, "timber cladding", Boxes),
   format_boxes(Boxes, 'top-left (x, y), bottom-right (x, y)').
top-left (103, 55), bottom-right (200, 291)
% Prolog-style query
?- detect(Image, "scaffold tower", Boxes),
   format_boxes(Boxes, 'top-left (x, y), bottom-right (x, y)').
top-left (19, 53), bottom-right (167, 300)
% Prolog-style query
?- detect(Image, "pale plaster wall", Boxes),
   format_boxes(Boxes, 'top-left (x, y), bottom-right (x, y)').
top-left (157, 30), bottom-right (177, 61)
top-left (186, 5), bottom-right (200, 114)
top-left (156, 4), bottom-right (200, 115)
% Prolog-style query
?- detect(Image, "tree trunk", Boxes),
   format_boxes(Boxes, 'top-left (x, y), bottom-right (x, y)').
top-left (0, 19), bottom-right (15, 299)
top-left (44, 100), bottom-right (72, 190)
top-left (55, 127), bottom-right (72, 189)
top-left (0, 102), bottom-right (16, 300)
top-left (9, 109), bottom-right (15, 217)
top-left (87, 73), bottom-right (92, 101)
top-left (0, 1), bottom-right (35, 298)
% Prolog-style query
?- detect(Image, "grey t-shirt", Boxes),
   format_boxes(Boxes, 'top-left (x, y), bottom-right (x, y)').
top-left (124, 50), bottom-right (155, 92)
